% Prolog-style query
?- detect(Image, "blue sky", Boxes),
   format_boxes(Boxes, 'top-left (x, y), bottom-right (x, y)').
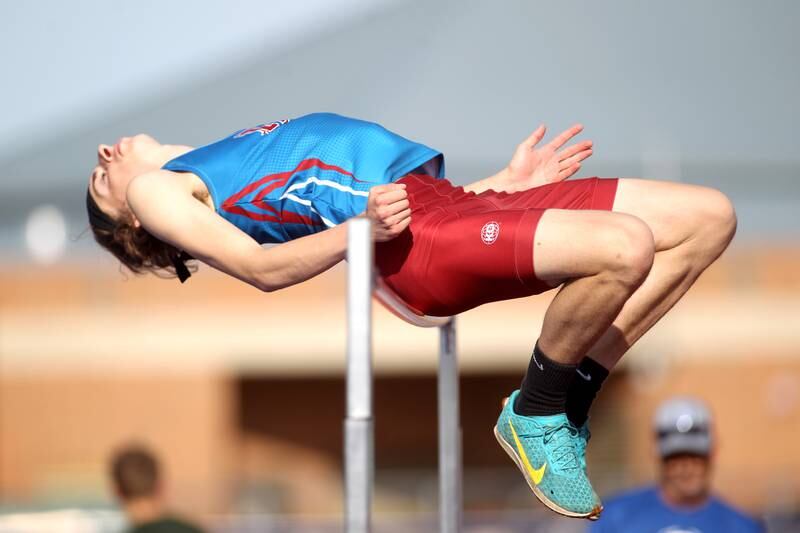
top-left (0, 0), bottom-right (393, 159)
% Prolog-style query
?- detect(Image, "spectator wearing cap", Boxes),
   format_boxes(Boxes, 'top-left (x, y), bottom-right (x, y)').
top-left (109, 444), bottom-right (206, 533)
top-left (588, 396), bottom-right (764, 533)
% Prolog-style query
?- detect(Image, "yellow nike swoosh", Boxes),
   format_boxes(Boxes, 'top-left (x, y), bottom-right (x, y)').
top-left (509, 419), bottom-right (547, 485)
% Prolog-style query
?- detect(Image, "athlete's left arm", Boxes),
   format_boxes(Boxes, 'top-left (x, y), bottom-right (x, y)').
top-left (463, 123), bottom-right (593, 194)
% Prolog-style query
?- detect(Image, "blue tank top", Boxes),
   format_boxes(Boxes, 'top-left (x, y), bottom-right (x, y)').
top-left (162, 112), bottom-right (444, 244)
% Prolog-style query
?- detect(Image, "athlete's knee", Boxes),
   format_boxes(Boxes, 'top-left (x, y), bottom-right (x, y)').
top-left (678, 186), bottom-right (737, 259)
top-left (699, 187), bottom-right (737, 247)
top-left (599, 214), bottom-right (655, 288)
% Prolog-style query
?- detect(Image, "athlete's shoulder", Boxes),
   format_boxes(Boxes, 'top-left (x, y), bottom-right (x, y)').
top-left (128, 169), bottom-right (180, 194)
top-left (707, 495), bottom-right (765, 532)
top-left (127, 169), bottom-right (197, 206)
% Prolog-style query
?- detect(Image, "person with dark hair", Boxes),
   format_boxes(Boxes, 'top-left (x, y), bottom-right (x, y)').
top-left (88, 113), bottom-right (736, 519)
top-left (588, 397), bottom-right (764, 532)
top-left (109, 444), bottom-right (205, 533)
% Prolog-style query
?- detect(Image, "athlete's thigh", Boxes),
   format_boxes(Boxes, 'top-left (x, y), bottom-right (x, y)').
top-left (612, 178), bottom-right (731, 251)
top-left (420, 207), bottom-right (549, 314)
top-left (417, 205), bottom-right (646, 313)
top-left (533, 208), bottom-right (652, 286)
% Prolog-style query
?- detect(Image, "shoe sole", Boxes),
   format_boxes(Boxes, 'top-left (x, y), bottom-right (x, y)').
top-left (493, 424), bottom-right (602, 520)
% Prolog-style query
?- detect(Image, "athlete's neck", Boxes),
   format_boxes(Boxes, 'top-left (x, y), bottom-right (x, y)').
top-left (154, 144), bottom-right (194, 168)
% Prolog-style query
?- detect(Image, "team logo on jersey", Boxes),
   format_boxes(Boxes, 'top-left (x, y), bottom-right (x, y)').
top-left (234, 119), bottom-right (290, 138)
top-left (481, 221), bottom-right (500, 245)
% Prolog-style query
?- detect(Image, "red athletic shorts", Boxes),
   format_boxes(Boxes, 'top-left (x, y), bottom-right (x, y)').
top-left (375, 174), bottom-right (619, 317)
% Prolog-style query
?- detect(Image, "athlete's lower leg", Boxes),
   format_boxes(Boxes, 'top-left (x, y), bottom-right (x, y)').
top-left (586, 179), bottom-right (737, 368)
top-left (496, 209), bottom-right (657, 520)
top-left (514, 210), bottom-right (655, 416)
top-left (566, 179), bottom-right (736, 426)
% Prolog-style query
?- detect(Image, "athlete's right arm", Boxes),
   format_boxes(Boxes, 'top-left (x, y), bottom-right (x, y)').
top-left (127, 171), bottom-right (351, 292)
top-left (126, 172), bottom-right (410, 292)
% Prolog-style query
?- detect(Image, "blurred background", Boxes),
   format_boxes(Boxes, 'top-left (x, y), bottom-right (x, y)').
top-left (1, 0), bottom-right (798, 531)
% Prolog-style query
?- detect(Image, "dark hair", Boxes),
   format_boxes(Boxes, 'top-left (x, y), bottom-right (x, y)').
top-left (86, 186), bottom-right (196, 282)
top-left (110, 444), bottom-right (160, 500)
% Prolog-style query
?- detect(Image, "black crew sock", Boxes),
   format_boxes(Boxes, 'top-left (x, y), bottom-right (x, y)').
top-left (565, 357), bottom-right (610, 427)
top-left (514, 342), bottom-right (577, 417)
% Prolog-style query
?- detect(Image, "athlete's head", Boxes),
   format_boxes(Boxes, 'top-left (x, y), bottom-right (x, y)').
top-left (89, 134), bottom-right (165, 221)
top-left (654, 397), bottom-right (714, 506)
top-left (86, 135), bottom-right (194, 281)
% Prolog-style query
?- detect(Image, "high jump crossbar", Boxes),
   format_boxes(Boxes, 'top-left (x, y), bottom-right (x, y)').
top-left (345, 217), bottom-right (462, 533)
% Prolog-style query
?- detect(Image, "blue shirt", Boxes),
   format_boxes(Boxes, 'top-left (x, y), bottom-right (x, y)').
top-left (162, 112), bottom-right (443, 244)
top-left (588, 487), bottom-right (764, 533)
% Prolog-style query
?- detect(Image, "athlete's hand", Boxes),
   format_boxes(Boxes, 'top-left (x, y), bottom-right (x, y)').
top-left (364, 183), bottom-right (411, 242)
top-left (506, 124), bottom-right (593, 190)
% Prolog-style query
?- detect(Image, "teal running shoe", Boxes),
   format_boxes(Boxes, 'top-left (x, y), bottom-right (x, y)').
top-left (494, 390), bottom-right (602, 519)
top-left (576, 420), bottom-right (591, 471)
top-left (575, 419), bottom-right (603, 520)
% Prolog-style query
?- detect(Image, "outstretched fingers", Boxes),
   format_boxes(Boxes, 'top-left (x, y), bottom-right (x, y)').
top-left (551, 125), bottom-right (592, 180)
top-left (557, 163), bottom-right (582, 181)
top-left (545, 123), bottom-right (584, 152)
top-left (558, 140), bottom-right (593, 162)
top-left (522, 124), bottom-right (547, 148)
top-left (560, 147), bottom-right (593, 169)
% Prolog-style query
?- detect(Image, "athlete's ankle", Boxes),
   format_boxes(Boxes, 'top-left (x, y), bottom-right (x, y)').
top-left (514, 342), bottom-right (577, 417)
top-left (565, 357), bottom-right (609, 427)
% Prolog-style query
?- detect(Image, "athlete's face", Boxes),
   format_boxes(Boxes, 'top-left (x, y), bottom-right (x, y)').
top-left (660, 453), bottom-right (712, 505)
top-left (88, 134), bottom-right (163, 222)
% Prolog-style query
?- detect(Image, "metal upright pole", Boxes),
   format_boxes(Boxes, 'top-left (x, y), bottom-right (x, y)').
top-left (345, 218), bottom-right (374, 533)
top-left (438, 318), bottom-right (462, 533)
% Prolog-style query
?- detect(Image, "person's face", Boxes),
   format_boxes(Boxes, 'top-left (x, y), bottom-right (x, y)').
top-left (660, 453), bottom-right (712, 504)
top-left (88, 134), bottom-right (164, 222)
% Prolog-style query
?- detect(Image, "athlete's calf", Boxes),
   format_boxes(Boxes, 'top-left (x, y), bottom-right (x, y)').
top-left (534, 210), bottom-right (656, 363)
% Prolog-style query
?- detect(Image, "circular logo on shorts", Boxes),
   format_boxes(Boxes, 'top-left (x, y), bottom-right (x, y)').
top-left (480, 221), bottom-right (500, 245)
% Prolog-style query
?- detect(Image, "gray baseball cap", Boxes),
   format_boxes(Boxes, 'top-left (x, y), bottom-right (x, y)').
top-left (654, 396), bottom-right (712, 457)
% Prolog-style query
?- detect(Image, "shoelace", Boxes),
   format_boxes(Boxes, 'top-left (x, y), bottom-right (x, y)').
top-left (520, 422), bottom-right (581, 473)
